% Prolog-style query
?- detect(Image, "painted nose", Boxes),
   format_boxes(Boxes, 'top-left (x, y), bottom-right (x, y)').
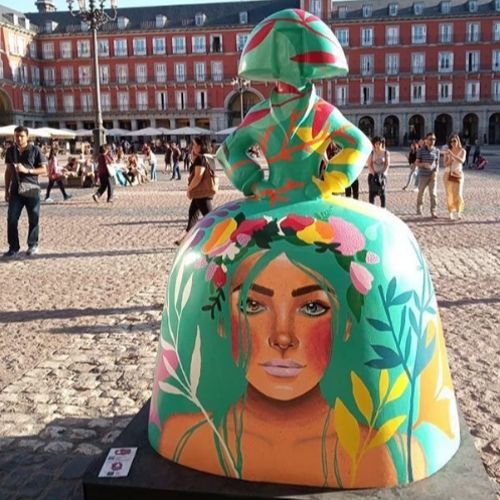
top-left (269, 332), bottom-right (298, 351)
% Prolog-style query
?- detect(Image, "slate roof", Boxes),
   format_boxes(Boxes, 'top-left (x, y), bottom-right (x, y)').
top-left (22, 0), bottom-right (299, 34)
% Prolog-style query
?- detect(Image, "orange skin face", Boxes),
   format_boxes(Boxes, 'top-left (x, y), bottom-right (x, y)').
top-left (230, 253), bottom-right (332, 401)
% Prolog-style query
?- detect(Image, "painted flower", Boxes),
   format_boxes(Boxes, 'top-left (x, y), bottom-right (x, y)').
top-left (202, 219), bottom-right (238, 255)
top-left (206, 262), bottom-right (227, 288)
top-left (230, 218), bottom-right (268, 242)
top-left (365, 251), bottom-right (380, 264)
top-left (297, 220), bottom-right (335, 245)
top-left (188, 230), bottom-right (205, 249)
top-left (279, 214), bottom-right (315, 232)
top-left (328, 217), bottom-right (365, 256)
top-left (349, 262), bottom-right (374, 295)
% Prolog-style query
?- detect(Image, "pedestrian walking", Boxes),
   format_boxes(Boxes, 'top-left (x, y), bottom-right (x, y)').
top-left (367, 136), bottom-right (390, 208)
top-left (144, 145), bottom-right (158, 181)
top-left (92, 145), bottom-right (114, 203)
top-left (3, 125), bottom-right (47, 258)
top-left (170, 143), bottom-right (182, 180)
top-left (45, 144), bottom-right (71, 202)
top-left (442, 134), bottom-right (466, 220)
top-left (175, 137), bottom-right (216, 245)
top-left (164, 143), bottom-right (172, 174)
top-left (415, 132), bottom-right (440, 218)
top-left (402, 142), bottom-right (419, 191)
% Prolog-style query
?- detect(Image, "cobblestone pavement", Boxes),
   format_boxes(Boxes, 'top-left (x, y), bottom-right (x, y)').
top-left (0, 150), bottom-right (499, 499)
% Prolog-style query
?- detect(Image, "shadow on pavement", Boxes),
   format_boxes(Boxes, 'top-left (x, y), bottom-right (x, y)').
top-left (103, 219), bottom-right (186, 227)
top-left (438, 297), bottom-right (500, 308)
top-left (47, 320), bottom-right (161, 335)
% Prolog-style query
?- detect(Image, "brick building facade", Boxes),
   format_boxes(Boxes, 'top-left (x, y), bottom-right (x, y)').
top-left (0, 0), bottom-right (499, 145)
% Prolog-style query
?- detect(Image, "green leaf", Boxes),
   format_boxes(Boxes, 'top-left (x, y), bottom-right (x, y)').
top-left (367, 318), bottom-right (392, 332)
top-left (347, 286), bottom-right (364, 322)
top-left (404, 329), bottom-right (412, 361)
top-left (335, 254), bottom-right (351, 272)
top-left (366, 358), bottom-right (394, 369)
top-left (371, 344), bottom-right (402, 368)
top-left (392, 291), bottom-right (413, 306)
top-left (413, 291), bottom-right (421, 310)
top-left (414, 335), bottom-right (436, 376)
top-left (398, 306), bottom-right (407, 342)
top-left (425, 305), bottom-right (437, 314)
top-left (408, 308), bottom-right (419, 334)
top-left (386, 278), bottom-right (397, 304)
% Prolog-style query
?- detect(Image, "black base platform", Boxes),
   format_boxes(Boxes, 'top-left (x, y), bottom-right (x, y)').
top-left (83, 400), bottom-right (497, 499)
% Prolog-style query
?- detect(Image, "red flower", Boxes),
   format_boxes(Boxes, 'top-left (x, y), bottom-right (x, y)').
top-left (280, 215), bottom-right (314, 232)
top-left (213, 266), bottom-right (227, 288)
top-left (230, 218), bottom-right (268, 242)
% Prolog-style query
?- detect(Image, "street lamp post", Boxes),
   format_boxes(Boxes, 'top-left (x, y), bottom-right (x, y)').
top-left (67, 0), bottom-right (117, 154)
top-left (232, 77), bottom-right (250, 124)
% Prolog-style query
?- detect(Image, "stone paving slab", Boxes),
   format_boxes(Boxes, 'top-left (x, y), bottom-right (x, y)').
top-left (0, 152), bottom-right (499, 499)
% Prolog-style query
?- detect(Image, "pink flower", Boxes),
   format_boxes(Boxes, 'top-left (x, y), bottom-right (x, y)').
top-left (328, 217), bottom-right (365, 256)
top-left (279, 214), bottom-right (315, 232)
top-left (365, 251), bottom-right (380, 264)
top-left (230, 218), bottom-right (268, 242)
top-left (349, 262), bottom-right (374, 295)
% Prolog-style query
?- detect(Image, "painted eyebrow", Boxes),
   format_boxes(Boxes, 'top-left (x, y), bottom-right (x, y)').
top-left (232, 283), bottom-right (274, 296)
top-left (292, 285), bottom-right (326, 297)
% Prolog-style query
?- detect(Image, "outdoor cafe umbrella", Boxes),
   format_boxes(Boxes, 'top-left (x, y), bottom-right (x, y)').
top-left (126, 127), bottom-right (163, 137)
top-left (74, 128), bottom-right (93, 137)
top-left (169, 126), bottom-right (211, 136)
top-left (106, 128), bottom-right (130, 136)
top-left (214, 126), bottom-right (237, 136)
top-left (0, 125), bottom-right (17, 136)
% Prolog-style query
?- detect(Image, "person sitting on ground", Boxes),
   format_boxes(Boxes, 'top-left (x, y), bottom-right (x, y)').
top-left (124, 153), bottom-right (139, 186)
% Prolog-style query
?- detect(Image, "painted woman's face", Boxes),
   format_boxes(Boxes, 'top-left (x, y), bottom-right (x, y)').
top-left (230, 253), bottom-right (333, 401)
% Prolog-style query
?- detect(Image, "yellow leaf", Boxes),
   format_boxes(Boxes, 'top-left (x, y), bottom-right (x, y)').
top-left (367, 416), bottom-right (406, 450)
top-left (351, 372), bottom-right (373, 424)
top-left (379, 369), bottom-right (389, 402)
top-left (387, 372), bottom-right (409, 402)
top-left (334, 399), bottom-right (360, 461)
top-left (426, 319), bottom-right (436, 347)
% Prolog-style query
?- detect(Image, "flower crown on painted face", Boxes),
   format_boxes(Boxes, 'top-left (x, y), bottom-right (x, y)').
top-left (188, 208), bottom-right (380, 321)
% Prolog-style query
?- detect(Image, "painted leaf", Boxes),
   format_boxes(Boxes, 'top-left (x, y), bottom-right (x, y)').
top-left (392, 291), bottom-right (413, 306)
top-left (367, 318), bottom-right (391, 332)
top-left (351, 372), bottom-right (373, 424)
top-left (159, 380), bottom-right (184, 397)
top-left (160, 337), bottom-right (175, 352)
top-left (404, 330), bottom-right (413, 361)
top-left (387, 372), bottom-right (409, 402)
top-left (190, 327), bottom-right (202, 397)
top-left (379, 369), bottom-right (389, 402)
top-left (414, 335), bottom-right (436, 377)
top-left (243, 20), bottom-right (274, 53)
top-left (334, 399), bottom-right (360, 461)
top-left (163, 354), bottom-right (181, 383)
top-left (181, 274), bottom-right (193, 310)
top-left (367, 416), bottom-right (406, 450)
top-left (372, 345), bottom-right (402, 367)
top-left (241, 108), bottom-right (270, 127)
top-left (408, 308), bottom-right (419, 334)
top-left (413, 291), bottom-right (422, 310)
top-left (347, 285), bottom-right (363, 323)
top-left (174, 263), bottom-right (185, 307)
top-left (386, 278), bottom-right (397, 304)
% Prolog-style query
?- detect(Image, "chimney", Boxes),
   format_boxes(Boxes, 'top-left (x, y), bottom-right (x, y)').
top-left (35, 0), bottom-right (56, 12)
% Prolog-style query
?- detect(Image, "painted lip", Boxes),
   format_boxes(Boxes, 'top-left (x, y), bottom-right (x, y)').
top-left (260, 359), bottom-right (305, 378)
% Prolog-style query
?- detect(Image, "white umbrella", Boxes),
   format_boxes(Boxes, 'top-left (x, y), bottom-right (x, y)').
top-left (106, 128), bottom-right (130, 136)
top-left (215, 126), bottom-right (237, 136)
top-left (47, 127), bottom-right (76, 139)
top-left (30, 127), bottom-right (53, 138)
top-left (0, 124), bottom-right (17, 136)
top-left (157, 127), bottom-right (172, 135)
top-left (126, 127), bottom-right (162, 137)
top-left (170, 126), bottom-right (211, 136)
top-left (74, 128), bottom-right (93, 137)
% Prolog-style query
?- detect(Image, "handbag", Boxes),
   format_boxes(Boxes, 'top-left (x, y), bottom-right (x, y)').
top-left (189, 157), bottom-right (219, 199)
top-left (12, 151), bottom-right (41, 198)
top-left (448, 172), bottom-right (461, 183)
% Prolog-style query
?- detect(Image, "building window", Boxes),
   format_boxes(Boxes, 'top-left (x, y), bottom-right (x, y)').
top-left (77, 40), bottom-right (90, 58)
top-left (175, 91), bottom-right (187, 110)
top-left (192, 36), bottom-right (206, 53)
top-left (362, 4), bottom-right (372, 17)
top-left (135, 64), bottom-right (147, 84)
top-left (361, 84), bottom-right (373, 104)
top-left (23, 92), bottom-right (30, 111)
top-left (153, 37), bottom-right (166, 55)
top-left (116, 64), bottom-right (128, 84)
top-left (411, 52), bottom-right (425, 73)
top-left (388, 3), bottom-right (398, 16)
top-left (492, 50), bottom-right (500, 71)
top-left (99, 65), bottom-right (109, 84)
top-left (441, 1), bottom-right (451, 14)
top-left (61, 67), bottom-right (73, 85)
top-left (118, 92), bottom-right (129, 111)
top-left (335, 85), bottom-right (348, 106)
top-left (194, 62), bottom-right (206, 82)
top-left (34, 94), bottom-right (41, 112)
top-left (154, 63), bottom-right (167, 83)
top-left (0, 60), bottom-right (3, 79)
top-left (361, 27), bottom-right (373, 46)
top-left (385, 84), bottom-right (399, 104)
top-left (413, 2), bottom-right (424, 15)
top-left (466, 51), bottom-right (480, 72)
top-left (411, 83), bottom-right (425, 103)
top-left (79, 66), bottom-right (91, 85)
top-left (43, 67), bottom-right (55, 86)
top-left (31, 67), bottom-right (40, 85)
top-left (361, 54), bottom-right (374, 75)
top-left (174, 63), bottom-right (186, 82)
top-left (195, 12), bottom-right (206, 26)
top-left (42, 42), bottom-right (54, 59)
top-left (411, 25), bottom-right (426, 44)
top-left (338, 6), bottom-right (347, 18)
top-left (493, 22), bottom-right (500, 42)
top-left (438, 52), bottom-right (454, 73)
top-left (156, 91), bottom-right (167, 111)
top-left (236, 33), bottom-right (249, 51)
top-left (211, 34), bottom-right (222, 53)
top-left (468, 0), bottom-right (478, 12)
top-left (155, 14), bottom-right (166, 28)
top-left (101, 92), bottom-right (111, 111)
top-left (465, 81), bottom-right (480, 102)
top-left (114, 39), bottom-right (127, 57)
top-left (98, 39), bottom-right (109, 57)
top-left (172, 36), bottom-right (186, 54)
top-left (492, 81), bottom-right (500, 101)
top-left (60, 41), bottom-right (72, 58)
top-left (386, 54), bottom-right (399, 75)
top-left (133, 38), bottom-right (146, 56)
top-left (310, 0), bottom-right (321, 17)
top-left (466, 23), bottom-right (480, 42)
top-left (30, 41), bottom-right (37, 58)
top-left (20, 66), bottom-right (28, 84)
top-left (439, 24), bottom-right (453, 43)
top-left (386, 26), bottom-right (399, 45)
top-left (496, 0), bottom-right (500, 11)
top-left (335, 28), bottom-right (349, 47)
top-left (63, 94), bottom-right (74, 113)
top-left (195, 90), bottom-right (208, 110)
top-left (46, 94), bottom-right (56, 113)
top-left (438, 83), bottom-right (452, 102)
top-left (239, 11), bottom-right (248, 24)
top-left (117, 17), bottom-right (129, 29)
top-left (212, 61), bottom-right (223, 81)
top-left (136, 91), bottom-right (148, 111)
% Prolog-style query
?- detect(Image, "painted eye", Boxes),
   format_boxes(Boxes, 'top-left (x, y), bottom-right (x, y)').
top-left (241, 299), bottom-right (266, 315)
top-left (300, 301), bottom-right (329, 317)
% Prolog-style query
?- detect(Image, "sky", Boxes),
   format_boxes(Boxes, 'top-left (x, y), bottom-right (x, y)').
top-left (15, 0), bottom-right (246, 14)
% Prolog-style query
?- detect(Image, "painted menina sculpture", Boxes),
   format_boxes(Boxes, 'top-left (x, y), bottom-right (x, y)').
top-left (149, 9), bottom-right (460, 488)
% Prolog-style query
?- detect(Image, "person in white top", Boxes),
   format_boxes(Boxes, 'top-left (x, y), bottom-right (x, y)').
top-left (442, 134), bottom-right (466, 220)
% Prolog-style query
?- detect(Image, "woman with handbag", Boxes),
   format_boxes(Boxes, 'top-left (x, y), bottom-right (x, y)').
top-left (442, 134), bottom-right (466, 220)
top-left (175, 137), bottom-right (216, 245)
top-left (367, 137), bottom-right (390, 208)
top-left (45, 145), bottom-right (71, 202)
top-left (92, 144), bottom-right (114, 203)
